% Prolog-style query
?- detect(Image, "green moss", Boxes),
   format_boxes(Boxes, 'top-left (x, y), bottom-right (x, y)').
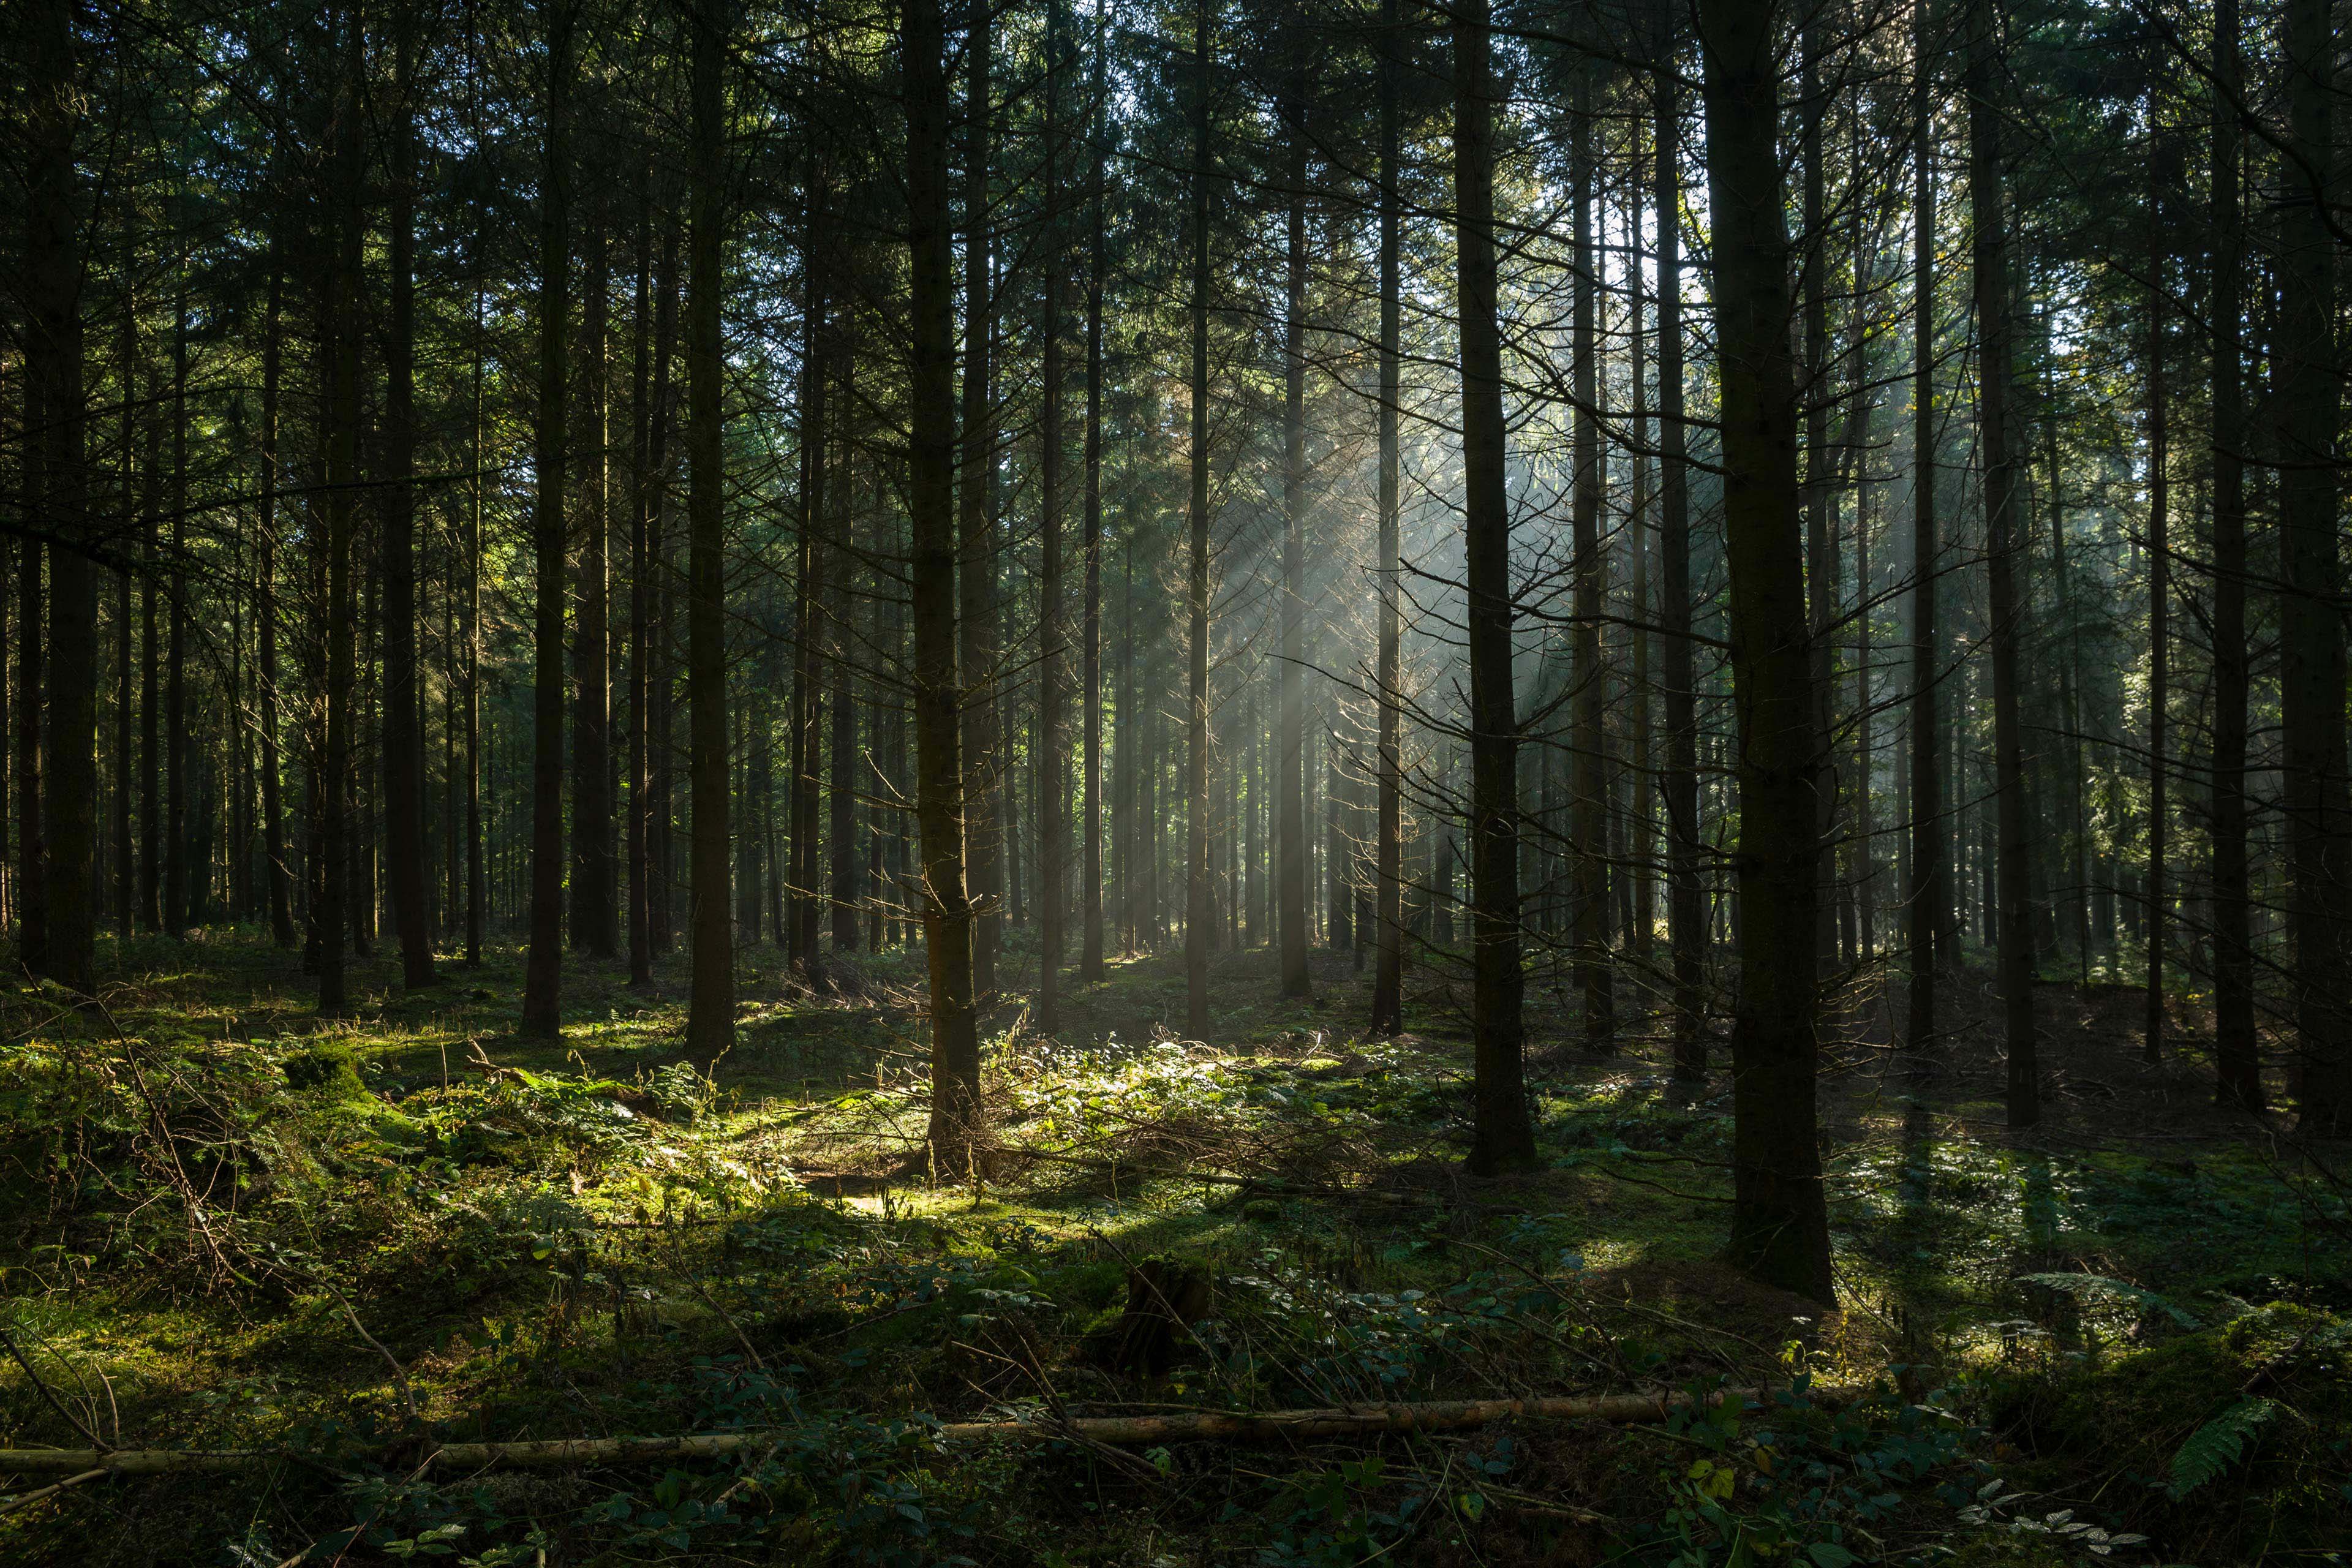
top-left (282, 1040), bottom-right (366, 1098)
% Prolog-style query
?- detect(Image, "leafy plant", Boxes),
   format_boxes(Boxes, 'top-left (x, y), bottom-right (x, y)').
top-left (2167, 1396), bottom-right (2277, 1499)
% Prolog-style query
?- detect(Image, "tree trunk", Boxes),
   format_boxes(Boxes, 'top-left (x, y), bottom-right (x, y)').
top-left (1570, 78), bottom-right (1611, 1051)
top-left (2277, 0), bottom-right (2350, 1132)
top-left (1278, 77), bottom-right (1313, 1004)
top-left (959, 11), bottom-right (1001, 1003)
top-left (628, 158), bottom-right (655, 985)
top-left (384, 18), bottom-right (436, 989)
top-left (1700, 0), bottom-right (1833, 1305)
top-left (521, 1), bottom-right (576, 1039)
top-left (1183, 0), bottom-right (1213, 1039)
top-left (907, 0), bottom-right (982, 1164)
top-left (1905, 0), bottom-right (1943, 1052)
top-left (645, 209), bottom-right (681, 960)
top-left (1370, 0), bottom-right (1403, 1037)
top-left (1455, 0), bottom-right (1534, 1173)
top-left (260, 261), bottom-right (292, 949)
top-left (685, 0), bottom-right (734, 1058)
top-left (28, 0), bottom-right (91, 992)
top-left (1080, 2), bottom-right (1107, 987)
top-left (318, 10), bottom-right (368, 1017)
top-left (165, 284), bottom-right (188, 937)
top-left (1969, 0), bottom-right (2036, 1128)
top-left (573, 187), bottom-right (617, 960)
top-left (1656, 0), bottom-right (1703, 1077)
top-left (2143, 162), bottom-right (2169, 1068)
top-left (1038, 0), bottom-right (1068, 1032)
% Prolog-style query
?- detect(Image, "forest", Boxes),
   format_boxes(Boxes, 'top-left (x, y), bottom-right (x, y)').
top-left (3, 0), bottom-right (2351, 1559)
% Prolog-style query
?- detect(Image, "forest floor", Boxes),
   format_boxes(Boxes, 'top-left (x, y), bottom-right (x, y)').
top-left (2, 930), bottom-right (2348, 1566)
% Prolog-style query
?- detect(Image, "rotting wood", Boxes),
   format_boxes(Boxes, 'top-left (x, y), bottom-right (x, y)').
top-left (0, 1384), bottom-right (1831, 1478)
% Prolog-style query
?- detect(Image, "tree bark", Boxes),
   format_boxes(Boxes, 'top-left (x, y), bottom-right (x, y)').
top-left (522, 1), bottom-right (576, 1039)
top-left (1655, 0), bottom-right (1703, 1077)
top-left (1369, 0), bottom-right (1403, 1038)
top-left (1700, 0), bottom-right (1833, 1305)
top-left (2277, 0), bottom-right (2350, 1132)
top-left (908, 0), bottom-right (982, 1165)
top-left (685, 0), bottom-right (735, 1057)
top-left (1905, 0), bottom-right (1944, 1053)
top-left (959, 10), bottom-right (1001, 1001)
top-left (28, 0), bottom-right (92, 993)
top-left (318, 9), bottom-right (368, 1017)
top-left (1080, 4), bottom-right (1108, 988)
top-left (573, 184), bottom-right (617, 960)
top-left (1570, 77), bottom-right (1611, 1051)
top-left (1184, 0), bottom-right (1213, 1039)
top-left (1278, 75), bottom-right (1313, 1004)
top-left (1969, 0), bottom-right (2037, 1129)
top-left (260, 262), bottom-right (294, 949)
top-left (628, 158), bottom-right (655, 986)
top-left (384, 17), bottom-right (437, 989)
top-left (1455, 0), bottom-right (1534, 1174)
top-left (1039, 0), bottom-right (1068, 1032)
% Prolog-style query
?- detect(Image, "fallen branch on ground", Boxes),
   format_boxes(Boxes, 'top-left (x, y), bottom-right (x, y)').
top-left (0, 1384), bottom-right (1833, 1478)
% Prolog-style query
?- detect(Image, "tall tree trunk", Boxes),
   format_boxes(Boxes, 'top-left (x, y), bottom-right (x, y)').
top-left (1570, 77), bottom-right (1611, 1050)
top-left (115, 309), bottom-right (136, 944)
top-left (384, 18), bottom-right (436, 989)
top-left (2277, 0), bottom-right (2351, 1131)
top-left (628, 158), bottom-right (655, 985)
top-left (521, 0), bottom-right (576, 1039)
top-left (29, 0), bottom-right (91, 992)
top-left (261, 260), bottom-right (293, 948)
top-left (319, 8), bottom-right (368, 1016)
top-left (1370, 0), bottom-right (1403, 1037)
top-left (685, 0), bottom-right (735, 1057)
top-left (1455, 0), bottom-right (1534, 1173)
top-left (573, 185), bottom-right (617, 960)
top-left (166, 283), bottom-right (187, 935)
top-left (1969, 0), bottom-right (2037, 1128)
top-left (789, 246), bottom-right (826, 973)
top-left (829, 548), bottom-right (857, 952)
top-left (2143, 172), bottom-right (2169, 1068)
top-left (1080, 4), bottom-right (1107, 987)
top-left (2208, 0), bottom-right (2256, 1104)
top-left (1039, 0), bottom-right (1068, 1032)
top-left (1906, 0), bottom-right (1943, 1051)
top-left (1656, 0), bottom-right (1703, 1076)
top-left (959, 11), bottom-right (1001, 1001)
top-left (1801, 19), bottom-right (1838, 979)
top-left (466, 228), bottom-right (488, 967)
top-left (645, 210), bottom-right (681, 958)
top-left (1700, 0), bottom-right (1833, 1305)
top-left (1183, 0), bottom-right (1213, 1038)
top-left (1278, 75), bottom-right (1313, 1003)
top-left (908, 0), bottom-right (982, 1164)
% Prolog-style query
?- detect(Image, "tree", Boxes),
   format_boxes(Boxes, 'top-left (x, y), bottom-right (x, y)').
top-left (521, 0), bottom-right (577, 1041)
top-left (1278, 71), bottom-right (1312, 1005)
top-left (1700, 0), bottom-right (1833, 1305)
top-left (685, 0), bottom-right (734, 1058)
top-left (1184, 0), bottom-right (1214, 1039)
top-left (1368, 0), bottom-right (1403, 1038)
top-left (907, 0), bottom-right (983, 1164)
top-left (1455, 0), bottom-right (1534, 1175)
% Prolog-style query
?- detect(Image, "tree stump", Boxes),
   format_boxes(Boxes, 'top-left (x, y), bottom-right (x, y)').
top-left (1093, 1258), bottom-right (1212, 1379)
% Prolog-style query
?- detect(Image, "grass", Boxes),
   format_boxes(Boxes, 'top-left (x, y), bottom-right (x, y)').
top-left (1, 926), bottom-right (2347, 1565)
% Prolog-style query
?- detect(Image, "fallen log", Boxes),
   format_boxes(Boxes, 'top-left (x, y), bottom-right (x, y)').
top-left (0, 1384), bottom-right (1826, 1479)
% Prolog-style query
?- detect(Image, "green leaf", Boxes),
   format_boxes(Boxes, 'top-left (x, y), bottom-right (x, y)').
top-left (1807, 1545), bottom-right (1857, 1568)
top-left (2169, 1397), bottom-right (2276, 1499)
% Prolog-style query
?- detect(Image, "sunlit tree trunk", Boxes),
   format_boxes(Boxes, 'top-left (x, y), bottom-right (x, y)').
top-left (628, 159), bottom-right (655, 986)
top-left (1080, 4), bottom-right (1107, 988)
top-left (573, 187), bottom-right (617, 961)
top-left (1039, 0), bottom-right (1068, 1032)
top-left (320, 7), bottom-right (369, 1017)
top-left (2143, 158), bottom-right (2169, 1068)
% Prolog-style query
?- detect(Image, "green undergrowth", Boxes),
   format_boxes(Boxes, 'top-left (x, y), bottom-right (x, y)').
top-left (1, 933), bottom-right (2345, 1565)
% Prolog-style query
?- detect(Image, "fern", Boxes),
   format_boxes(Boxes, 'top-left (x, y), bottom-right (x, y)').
top-left (2168, 1397), bottom-right (2276, 1499)
top-left (2016, 1271), bottom-right (2201, 1329)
